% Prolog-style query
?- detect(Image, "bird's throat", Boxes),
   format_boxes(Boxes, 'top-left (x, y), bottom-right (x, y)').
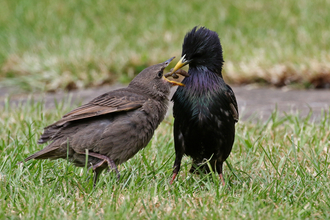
top-left (182, 68), bottom-right (223, 92)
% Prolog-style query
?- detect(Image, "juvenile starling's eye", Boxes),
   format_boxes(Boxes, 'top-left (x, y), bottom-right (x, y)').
top-left (157, 70), bottom-right (163, 78)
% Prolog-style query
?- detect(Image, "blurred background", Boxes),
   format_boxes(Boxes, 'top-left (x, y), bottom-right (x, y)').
top-left (0, 0), bottom-right (329, 92)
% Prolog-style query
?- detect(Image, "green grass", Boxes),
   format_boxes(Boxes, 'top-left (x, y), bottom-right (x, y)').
top-left (1, 0), bottom-right (330, 91)
top-left (1, 97), bottom-right (330, 219)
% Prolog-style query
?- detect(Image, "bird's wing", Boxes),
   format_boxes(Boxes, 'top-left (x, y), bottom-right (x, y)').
top-left (38, 89), bottom-right (147, 144)
top-left (225, 85), bottom-right (239, 122)
top-left (49, 89), bottom-right (147, 127)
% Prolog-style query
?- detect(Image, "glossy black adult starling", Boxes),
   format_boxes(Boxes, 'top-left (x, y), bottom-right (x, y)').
top-left (21, 57), bottom-right (185, 185)
top-left (168, 26), bottom-right (239, 185)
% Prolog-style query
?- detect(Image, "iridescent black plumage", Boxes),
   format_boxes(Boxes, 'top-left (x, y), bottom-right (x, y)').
top-left (171, 26), bottom-right (239, 185)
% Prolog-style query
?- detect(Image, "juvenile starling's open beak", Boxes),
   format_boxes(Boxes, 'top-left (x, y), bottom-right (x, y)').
top-left (163, 76), bottom-right (185, 87)
top-left (167, 55), bottom-right (189, 77)
top-left (162, 56), bottom-right (185, 87)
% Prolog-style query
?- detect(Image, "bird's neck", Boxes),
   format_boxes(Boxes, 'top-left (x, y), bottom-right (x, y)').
top-left (183, 67), bottom-right (223, 91)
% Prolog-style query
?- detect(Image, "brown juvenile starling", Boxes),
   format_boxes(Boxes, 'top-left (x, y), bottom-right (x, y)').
top-left (22, 57), bottom-right (185, 185)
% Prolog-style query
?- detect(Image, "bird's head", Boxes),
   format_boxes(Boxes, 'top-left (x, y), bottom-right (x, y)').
top-left (129, 57), bottom-right (185, 99)
top-left (169, 26), bottom-right (224, 76)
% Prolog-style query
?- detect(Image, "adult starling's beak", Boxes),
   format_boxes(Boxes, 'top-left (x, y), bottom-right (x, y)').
top-left (167, 55), bottom-right (189, 77)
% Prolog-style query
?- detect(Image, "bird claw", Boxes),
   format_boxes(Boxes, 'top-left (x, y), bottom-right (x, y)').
top-left (106, 165), bottom-right (120, 181)
top-left (81, 151), bottom-right (120, 183)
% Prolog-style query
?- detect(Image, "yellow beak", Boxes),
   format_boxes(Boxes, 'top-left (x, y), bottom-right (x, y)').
top-left (169, 55), bottom-right (189, 76)
top-left (163, 76), bottom-right (185, 87)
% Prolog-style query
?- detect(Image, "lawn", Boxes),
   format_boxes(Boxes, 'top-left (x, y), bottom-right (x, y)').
top-left (1, 0), bottom-right (330, 91)
top-left (1, 97), bottom-right (329, 219)
top-left (1, 0), bottom-right (330, 219)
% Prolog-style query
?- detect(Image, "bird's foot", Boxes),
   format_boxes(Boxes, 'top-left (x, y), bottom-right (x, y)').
top-left (170, 173), bottom-right (177, 185)
top-left (83, 151), bottom-right (120, 181)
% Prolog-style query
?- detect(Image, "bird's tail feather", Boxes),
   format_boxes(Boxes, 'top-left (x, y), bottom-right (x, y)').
top-left (23, 145), bottom-right (61, 162)
top-left (38, 124), bottom-right (61, 144)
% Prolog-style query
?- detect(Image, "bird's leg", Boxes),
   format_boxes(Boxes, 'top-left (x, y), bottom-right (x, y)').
top-left (170, 173), bottom-right (177, 185)
top-left (219, 173), bottom-right (225, 186)
top-left (81, 151), bottom-right (120, 181)
top-left (89, 159), bottom-right (107, 171)
top-left (85, 160), bottom-right (105, 187)
top-left (216, 161), bottom-right (225, 186)
top-left (93, 168), bottom-right (102, 187)
top-left (170, 155), bottom-right (183, 185)
top-left (170, 173), bottom-right (178, 185)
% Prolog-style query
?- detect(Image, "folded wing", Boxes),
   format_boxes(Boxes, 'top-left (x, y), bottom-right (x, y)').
top-left (39, 89), bottom-right (147, 144)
